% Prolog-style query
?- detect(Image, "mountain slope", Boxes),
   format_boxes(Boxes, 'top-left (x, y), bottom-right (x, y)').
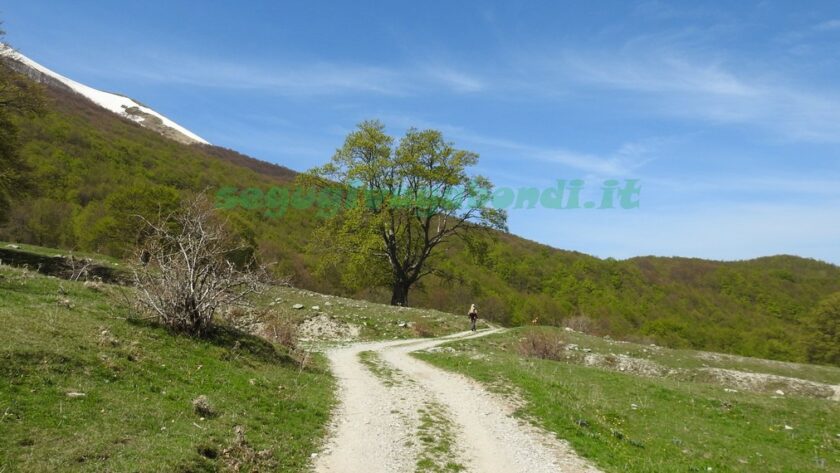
top-left (0, 45), bottom-right (207, 145)
top-left (1, 57), bottom-right (839, 364)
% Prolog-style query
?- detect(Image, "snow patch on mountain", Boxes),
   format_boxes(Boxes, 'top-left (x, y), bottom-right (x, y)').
top-left (0, 44), bottom-right (208, 145)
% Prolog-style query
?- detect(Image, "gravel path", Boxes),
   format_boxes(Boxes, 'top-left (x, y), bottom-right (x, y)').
top-left (314, 329), bottom-right (601, 473)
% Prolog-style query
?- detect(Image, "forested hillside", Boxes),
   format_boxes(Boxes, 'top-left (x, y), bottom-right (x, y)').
top-left (2, 59), bottom-right (839, 364)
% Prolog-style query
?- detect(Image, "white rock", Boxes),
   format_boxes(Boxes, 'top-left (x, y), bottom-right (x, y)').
top-left (292, 304), bottom-right (304, 310)
top-left (775, 390), bottom-right (785, 396)
top-left (784, 425), bottom-right (793, 430)
top-left (311, 306), bottom-right (320, 311)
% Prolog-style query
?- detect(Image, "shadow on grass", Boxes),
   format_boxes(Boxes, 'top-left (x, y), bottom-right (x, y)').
top-left (0, 248), bottom-right (130, 284)
top-left (0, 351), bottom-right (84, 378)
top-left (126, 317), bottom-right (302, 368)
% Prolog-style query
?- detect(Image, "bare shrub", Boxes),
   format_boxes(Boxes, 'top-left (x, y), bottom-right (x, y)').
top-left (563, 315), bottom-right (594, 334)
top-left (517, 329), bottom-right (566, 361)
top-left (260, 316), bottom-right (299, 351)
top-left (259, 316), bottom-right (313, 368)
top-left (131, 195), bottom-right (265, 336)
top-left (603, 354), bottom-right (619, 367)
top-left (192, 395), bottom-right (216, 418)
top-left (221, 425), bottom-right (276, 471)
top-left (412, 320), bottom-right (434, 338)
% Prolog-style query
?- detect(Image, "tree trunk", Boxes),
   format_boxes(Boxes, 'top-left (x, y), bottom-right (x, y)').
top-left (390, 280), bottom-right (410, 306)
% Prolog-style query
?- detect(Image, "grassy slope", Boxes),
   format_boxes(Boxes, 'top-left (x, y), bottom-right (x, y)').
top-left (256, 285), bottom-right (478, 342)
top-left (0, 265), bottom-right (334, 472)
top-left (416, 328), bottom-right (840, 473)
top-left (3, 61), bottom-right (840, 363)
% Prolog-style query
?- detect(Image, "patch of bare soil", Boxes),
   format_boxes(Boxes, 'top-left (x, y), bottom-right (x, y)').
top-left (693, 367), bottom-right (840, 400)
top-left (298, 314), bottom-right (360, 342)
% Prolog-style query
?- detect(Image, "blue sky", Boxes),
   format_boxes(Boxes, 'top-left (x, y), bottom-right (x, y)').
top-left (3, 1), bottom-right (839, 263)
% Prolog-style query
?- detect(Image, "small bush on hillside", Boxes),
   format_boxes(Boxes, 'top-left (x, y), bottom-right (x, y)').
top-left (221, 425), bottom-right (276, 472)
top-left (563, 315), bottom-right (595, 334)
top-left (517, 329), bottom-right (566, 361)
top-left (192, 395), bottom-right (216, 418)
top-left (412, 320), bottom-right (434, 338)
top-left (260, 316), bottom-right (299, 352)
top-left (131, 195), bottom-right (265, 336)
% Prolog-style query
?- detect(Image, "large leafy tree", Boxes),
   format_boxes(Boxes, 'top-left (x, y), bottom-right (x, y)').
top-left (306, 120), bottom-right (506, 306)
top-left (0, 24), bottom-right (44, 221)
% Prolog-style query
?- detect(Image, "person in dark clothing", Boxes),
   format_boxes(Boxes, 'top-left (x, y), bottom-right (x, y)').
top-left (468, 304), bottom-right (478, 331)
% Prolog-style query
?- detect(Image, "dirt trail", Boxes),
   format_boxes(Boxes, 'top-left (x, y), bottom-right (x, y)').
top-left (314, 329), bottom-right (601, 473)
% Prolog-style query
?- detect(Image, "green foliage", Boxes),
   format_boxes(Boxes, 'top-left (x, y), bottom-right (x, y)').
top-left (0, 60), bottom-right (44, 221)
top-left (806, 292), bottom-right (840, 366)
top-left (306, 120), bottom-right (506, 306)
top-left (82, 183), bottom-right (180, 256)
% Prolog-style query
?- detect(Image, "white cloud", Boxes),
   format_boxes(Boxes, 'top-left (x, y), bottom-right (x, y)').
top-left (455, 132), bottom-right (655, 176)
top-left (814, 19), bottom-right (840, 31)
top-left (378, 115), bottom-right (651, 176)
top-left (122, 57), bottom-right (408, 96)
top-left (93, 51), bottom-right (488, 97)
top-left (546, 46), bottom-right (840, 143)
top-left (423, 66), bottom-right (485, 93)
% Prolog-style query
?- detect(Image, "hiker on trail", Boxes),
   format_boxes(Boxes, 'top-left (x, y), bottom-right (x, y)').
top-left (468, 304), bottom-right (478, 331)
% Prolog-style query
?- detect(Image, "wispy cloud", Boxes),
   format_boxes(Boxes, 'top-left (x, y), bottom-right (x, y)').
top-left (560, 51), bottom-right (759, 97)
top-left (380, 114), bottom-right (656, 176)
top-left (113, 56), bottom-right (407, 96)
top-left (422, 66), bottom-right (485, 93)
top-left (455, 131), bottom-right (645, 176)
top-left (93, 51), bottom-right (487, 97)
top-left (542, 44), bottom-right (840, 143)
top-left (814, 19), bottom-right (840, 31)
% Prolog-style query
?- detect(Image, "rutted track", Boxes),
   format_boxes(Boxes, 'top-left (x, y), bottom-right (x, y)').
top-left (314, 329), bottom-right (601, 473)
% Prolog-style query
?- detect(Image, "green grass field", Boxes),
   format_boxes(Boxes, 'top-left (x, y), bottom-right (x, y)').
top-left (0, 264), bottom-right (334, 472)
top-left (416, 327), bottom-right (840, 472)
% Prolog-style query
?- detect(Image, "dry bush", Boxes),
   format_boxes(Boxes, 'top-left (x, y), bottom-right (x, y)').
top-left (517, 329), bottom-right (566, 361)
top-left (220, 425), bottom-right (276, 472)
top-left (563, 315), bottom-right (595, 334)
top-left (259, 316), bottom-right (299, 352)
top-left (192, 395), bottom-right (216, 418)
top-left (131, 195), bottom-right (265, 336)
top-left (412, 320), bottom-right (434, 338)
